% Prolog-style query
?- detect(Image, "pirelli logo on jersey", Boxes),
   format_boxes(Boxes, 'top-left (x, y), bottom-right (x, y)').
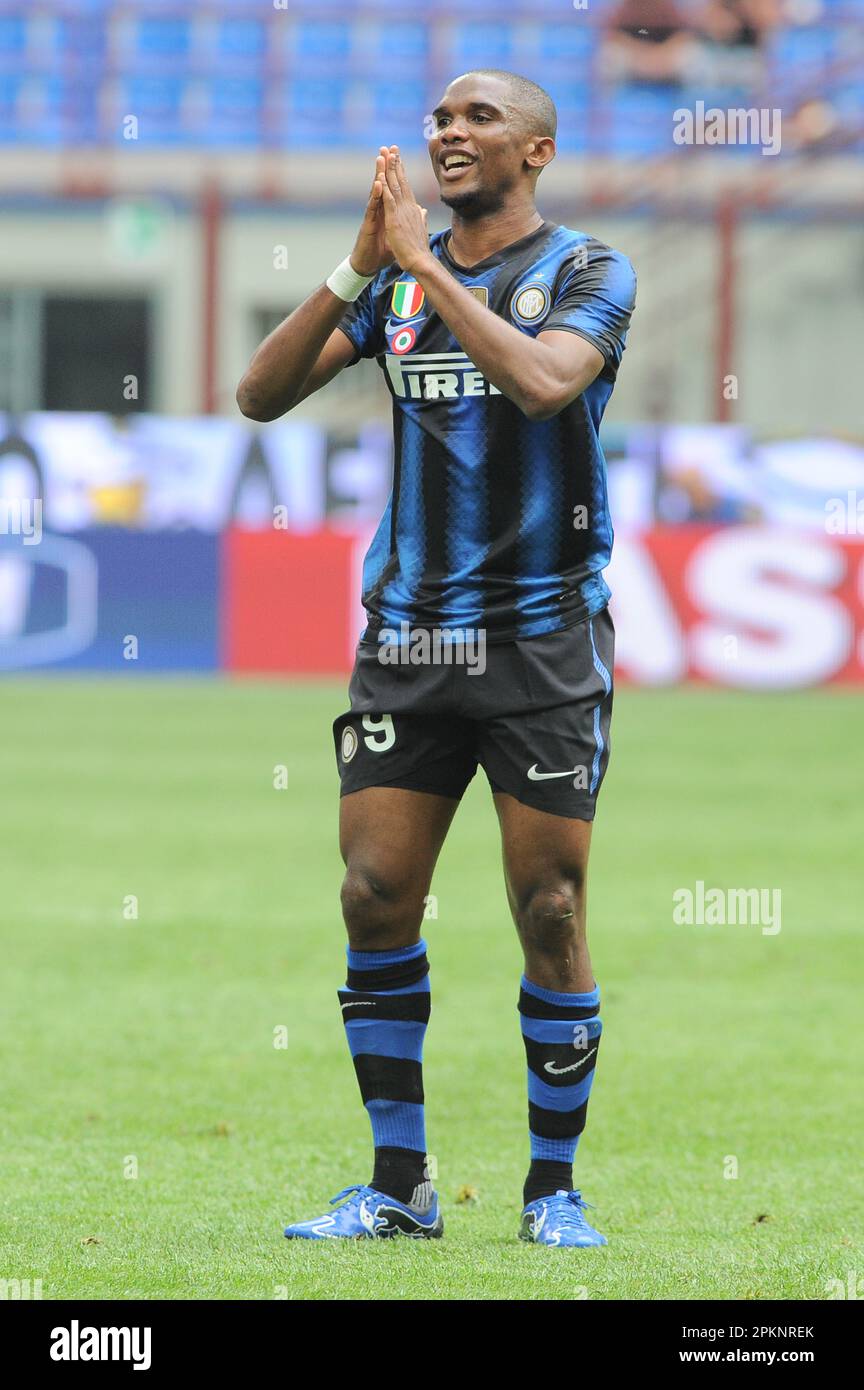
top-left (385, 351), bottom-right (502, 400)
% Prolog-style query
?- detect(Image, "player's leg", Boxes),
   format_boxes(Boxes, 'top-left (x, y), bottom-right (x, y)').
top-left (285, 704), bottom-right (474, 1242)
top-left (494, 794), bottom-right (594, 991)
top-left (336, 784), bottom-right (457, 1214)
top-left (338, 783), bottom-right (457, 952)
top-left (495, 794), bottom-right (606, 1247)
top-left (471, 609), bottom-right (615, 1245)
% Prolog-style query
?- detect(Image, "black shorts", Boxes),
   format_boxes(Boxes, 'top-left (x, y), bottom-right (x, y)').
top-left (333, 607), bottom-right (615, 821)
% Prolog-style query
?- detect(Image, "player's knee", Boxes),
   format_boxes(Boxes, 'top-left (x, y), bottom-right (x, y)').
top-left (340, 866), bottom-right (413, 947)
top-left (517, 881), bottom-right (585, 953)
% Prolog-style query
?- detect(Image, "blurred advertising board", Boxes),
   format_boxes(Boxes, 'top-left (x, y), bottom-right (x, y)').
top-left (2, 524), bottom-right (864, 687)
top-left (2, 412), bottom-right (863, 534)
top-left (0, 531), bottom-right (219, 672)
top-left (1, 412), bottom-right (863, 683)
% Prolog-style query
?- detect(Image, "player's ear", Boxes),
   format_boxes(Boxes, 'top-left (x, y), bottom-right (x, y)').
top-left (525, 136), bottom-right (556, 172)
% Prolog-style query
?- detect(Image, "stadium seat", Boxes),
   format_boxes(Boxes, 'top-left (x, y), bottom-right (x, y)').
top-left (213, 18), bottom-right (267, 64)
top-left (201, 76), bottom-right (264, 146)
top-left (288, 77), bottom-right (344, 121)
top-left (58, 17), bottom-right (107, 65)
top-left (834, 81), bottom-right (864, 115)
top-left (0, 3), bottom-right (859, 157)
top-left (372, 22), bottom-right (428, 66)
top-left (284, 76), bottom-right (346, 148)
top-left (41, 0), bottom-right (111, 10)
top-left (130, 16), bottom-right (192, 61)
top-left (368, 81), bottom-right (428, 147)
top-left (0, 73), bottom-right (66, 145)
top-left (0, 71), bottom-right (23, 135)
top-left (0, 16), bottom-right (26, 60)
top-left (604, 89), bottom-right (681, 158)
top-left (537, 23), bottom-right (598, 63)
top-left (770, 25), bottom-right (838, 73)
top-left (112, 74), bottom-right (188, 145)
top-left (295, 20), bottom-right (352, 62)
top-left (451, 22), bottom-right (515, 67)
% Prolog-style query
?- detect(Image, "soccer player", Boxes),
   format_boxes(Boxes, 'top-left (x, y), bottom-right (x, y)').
top-left (237, 70), bottom-right (636, 1247)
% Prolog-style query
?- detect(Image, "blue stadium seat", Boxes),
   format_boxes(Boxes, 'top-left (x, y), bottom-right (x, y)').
top-left (284, 75), bottom-right (346, 146)
top-left (0, 73), bottom-right (67, 145)
top-left (202, 76), bottom-right (264, 145)
top-left (0, 4), bottom-right (858, 156)
top-left (555, 124), bottom-right (590, 155)
top-left (373, 80), bottom-right (426, 121)
top-left (373, 22), bottom-right (428, 65)
top-left (834, 81), bottom-right (864, 115)
top-left (0, 15), bottom-right (26, 63)
top-left (332, 0), bottom-right (436, 8)
top-left (134, 17), bottom-right (192, 60)
top-left (538, 23), bottom-right (598, 62)
top-left (542, 81), bottom-right (591, 152)
top-left (0, 71), bottom-right (23, 118)
top-left (289, 77), bottom-right (345, 120)
top-left (40, 0), bottom-right (111, 10)
top-left (770, 24), bottom-right (838, 71)
top-left (604, 89), bottom-right (680, 157)
top-left (451, 22), bottom-right (515, 67)
top-left (113, 74), bottom-right (187, 145)
top-left (58, 17), bottom-right (107, 65)
top-left (215, 18), bottom-right (267, 63)
top-left (295, 20), bottom-right (352, 62)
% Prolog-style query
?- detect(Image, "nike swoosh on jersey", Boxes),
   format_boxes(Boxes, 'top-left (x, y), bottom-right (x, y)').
top-left (543, 1046), bottom-right (598, 1075)
top-left (385, 316), bottom-right (425, 336)
top-left (527, 765), bottom-right (584, 781)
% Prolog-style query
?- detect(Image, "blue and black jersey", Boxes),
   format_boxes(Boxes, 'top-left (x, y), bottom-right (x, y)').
top-left (339, 220), bottom-right (636, 642)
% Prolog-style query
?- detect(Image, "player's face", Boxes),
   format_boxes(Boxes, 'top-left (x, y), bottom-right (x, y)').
top-left (428, 78), bottom-right (534, 218)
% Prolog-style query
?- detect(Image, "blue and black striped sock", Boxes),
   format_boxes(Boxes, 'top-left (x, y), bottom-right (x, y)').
top-left (519, 975), bottom-right (602, 1207)
top-left (339, 939), bottom-right (432, 1209)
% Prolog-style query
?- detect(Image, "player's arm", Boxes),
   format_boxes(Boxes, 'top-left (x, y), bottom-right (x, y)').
top-left (235, 293), bottom-right (358, 421)
top-left (379, 150), bottom-right (610, 420)
top-left (407, 252), bottom-right (606, 420)
top-left (403, 248), bottom-right (605, 421)
top-left (236, 150), bottom-right (395, 421)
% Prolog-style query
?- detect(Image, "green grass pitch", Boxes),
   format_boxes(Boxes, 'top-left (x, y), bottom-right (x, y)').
top-left (1, 678), bottom-right (860, 1301)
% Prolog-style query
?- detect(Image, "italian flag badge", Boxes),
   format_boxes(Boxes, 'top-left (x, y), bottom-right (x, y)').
top-left (391, 280), bottom-right (425, 319)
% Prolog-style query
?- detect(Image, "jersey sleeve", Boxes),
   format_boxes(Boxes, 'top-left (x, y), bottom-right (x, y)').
top-left (337, 279), bottom-right (383, 365)
top-left (543, 244), bottom-right (637, 379)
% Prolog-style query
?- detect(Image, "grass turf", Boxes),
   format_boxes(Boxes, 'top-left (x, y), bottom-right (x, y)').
top-left (0, 678), bottom-right (860, 1300)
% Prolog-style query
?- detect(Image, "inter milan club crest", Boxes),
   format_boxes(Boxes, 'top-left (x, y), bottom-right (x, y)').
top-left (341, 726), bottom-right (358, 763)
top-left (510, 281), bottom-right (551, 327)
top-left (391, 280), bottom-right (425, 319)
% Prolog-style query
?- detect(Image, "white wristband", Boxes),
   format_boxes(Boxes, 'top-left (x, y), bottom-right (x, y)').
top-left (326, 256), bottom-right (374, 303)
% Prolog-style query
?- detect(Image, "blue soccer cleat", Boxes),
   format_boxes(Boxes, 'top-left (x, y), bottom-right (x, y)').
top-left (519, 1189), bottom-right (607, 1247)
top-left (284, 1184), bottom-right (444, 1240)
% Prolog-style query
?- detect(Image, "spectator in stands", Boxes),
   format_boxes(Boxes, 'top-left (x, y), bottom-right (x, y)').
top-left (693, 0), bottom-right (779, 86)
top-left (603, 0), bottom-right (697, 87)
top-left (787, 97), bottom-right (843, 155)
top-left (658, 462), bottom-right (762, 524)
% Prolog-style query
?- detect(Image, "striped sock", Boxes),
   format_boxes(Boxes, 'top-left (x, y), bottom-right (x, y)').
top-left (519, 975), bottom-right (602, 1207)
top-left (338, 939), bottom-right (432, 1209)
